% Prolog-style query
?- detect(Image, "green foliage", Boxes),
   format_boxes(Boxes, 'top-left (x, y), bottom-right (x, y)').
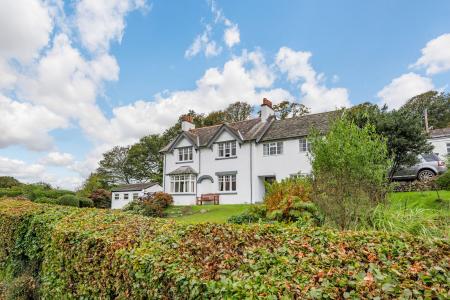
top-left (97, 146), bottom-right (132, 186)
top-left (3, 273), bottom-right (37, 300)
top-left (55, 195), bottom-right (79, 207)
top-left (0, 184), bottom-right (74, 201)
top-left (264, 177), bottom-right (313, 220)
top-left (227, 205), bottom-right (268, 224)
top-left (400, 90), bottom-right (450, 129)
top-left (310, 118), bottom-right (392, 229)
top-left (76, 172), bottom-right (110, 198)
top-left (34, 197), bottom-right (57, 205)
top-left (127, 135), bottom-right (165, 184)
top-left (272, 100), bottom-right (310, 119)
top-left (0, 177), bottom-right (22, 188)
top-left (88, 189), bottom-right (111, 208)
top-left (123, 192), bottom-right (173, 217)
top-left (78, 197), bottom-right (94, 208)
top-left (436, 172), bottom-right (450, 190)
top-left (0, 199), bottom-right (448, 299)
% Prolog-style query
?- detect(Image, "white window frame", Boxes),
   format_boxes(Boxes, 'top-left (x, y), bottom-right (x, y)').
top-left (133, 193), bottom-right (139, 200)
top-left (170, 174), bottom-right (196, 194)
top-left (218, 141), bottom-right (237, 158)
top-left (218, 174), bottom-right (237, 192)
top-left (114, 193), bottom-right (120, 200)
top-left (263, 142), bottom-right (283, 156)
top-left (178, 147), bottom-right (193, 162)
top-left (299, 138), bottom-right (310, 152)
top-left (124, 193), bottom-right (129, 200)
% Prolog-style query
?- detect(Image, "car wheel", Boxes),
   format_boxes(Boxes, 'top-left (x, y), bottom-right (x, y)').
top-left (417, 169), bottom-right (435, 181)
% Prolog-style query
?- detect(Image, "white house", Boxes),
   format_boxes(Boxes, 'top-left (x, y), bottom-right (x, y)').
top-left (428, 127), bottom-right (450, 160)
top-left (111, 182), bottom-right (162, 209)
top-left (160, 98), bottom-right (339, 206)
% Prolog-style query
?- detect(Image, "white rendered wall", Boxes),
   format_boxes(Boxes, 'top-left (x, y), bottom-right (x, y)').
top-left (111, 184), bottom-right (163, 209)
top-left (429, 137), bottom-right (450, 160)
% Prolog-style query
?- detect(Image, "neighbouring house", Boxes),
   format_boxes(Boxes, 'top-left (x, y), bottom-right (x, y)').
top-left (428, 127), bottom-right (450, 159)
top-left (160, 98), bottom-right (340, 206)
top-left (111, 182), bottom-right (163, 209)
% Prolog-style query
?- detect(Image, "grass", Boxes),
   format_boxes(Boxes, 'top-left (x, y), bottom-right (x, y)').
top-left (165, 204), bottom-right (250, 223)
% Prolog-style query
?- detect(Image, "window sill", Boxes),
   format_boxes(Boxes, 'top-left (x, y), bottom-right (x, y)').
top-left (176, 160), bottom-right (193, 164)
top-left (215, 156), bottom-right (237, 160)
top-left (217, 191), bottom-right (238, 195)
top-left (170, 193), bottom-right (196, 195)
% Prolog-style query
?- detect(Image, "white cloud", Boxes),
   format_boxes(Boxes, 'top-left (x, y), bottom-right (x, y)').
top-left (275, 47), bottom-right (351, 112)
top-left (75, 0), bottom-right (148, 53)
top-left (411, 33), bottom-right (450, 75)
top-left (40, 152), bottom-right (74, 166)
top-left (0, 0), bottom-right (53, 62)
top-left (377, 72), bottom-right (434, 109)
top-left (0, 94), bottom-right (67, 151)
top-left (0, 156), bottom-right (45, 182)
top-left (185, 25), bottom-right (222, 58)
top-left (224, 24), bottom-right (240, 48)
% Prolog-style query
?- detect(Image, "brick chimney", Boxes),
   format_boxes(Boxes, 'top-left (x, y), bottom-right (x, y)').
top-left (181, 115), bottom-right (195, 131)
top-left (261, 98), bottom-right (274, 122)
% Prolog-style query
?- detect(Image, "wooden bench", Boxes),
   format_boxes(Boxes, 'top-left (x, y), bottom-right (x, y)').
top-left (196, 193), bottom-right (220, 205)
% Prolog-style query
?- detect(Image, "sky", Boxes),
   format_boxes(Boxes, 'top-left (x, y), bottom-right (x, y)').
top-left (1, 0), bottom-right (450, 190)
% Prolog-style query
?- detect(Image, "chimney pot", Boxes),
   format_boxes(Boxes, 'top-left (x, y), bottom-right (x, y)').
top-left (260, 98), bottom-right (275, 122)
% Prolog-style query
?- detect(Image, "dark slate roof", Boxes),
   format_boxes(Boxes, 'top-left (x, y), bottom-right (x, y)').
top-left (429, 127), bottom-right (450, 138)
top-left (160, 111), bottom-right (341, 152)
top-left (111, 182), bottom-right (159, 192)
top-left (259, 111), bottom-right (342, 141)
top-left (167, 166), bottom-right (198, 175)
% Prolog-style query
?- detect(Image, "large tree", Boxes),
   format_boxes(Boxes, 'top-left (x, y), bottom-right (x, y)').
top-left (345, 104), bottom-right (432, 181)
top-left (97, 146), bottom-right (133, 185)
top-left (77, 172), bottom-right (110, 197)
top-left (223, 101), bottom-right (253, 122)
top-left (273, 101), bottom-right (310, 119)
top-left (127, 134), bottom-right (166, 184)
top-left (400, 91), bottom-right (450, 129)
top-left (0, 176), bottom-right (21, 188)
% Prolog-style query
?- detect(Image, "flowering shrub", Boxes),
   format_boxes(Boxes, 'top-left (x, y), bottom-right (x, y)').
top-left (0, 199), bottom-right (448, 299)
top-left (123, 192), bottom-right (173, 217)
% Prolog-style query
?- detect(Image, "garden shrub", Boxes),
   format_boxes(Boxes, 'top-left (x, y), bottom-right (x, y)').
top-left (123, 192), bottom-right (173, 217)
top-left (309, 118), bottom-right (391, 229)
top-left (88, 188), bottom-right (111, 208)
top-left (78, 197), bottom-right (94, 208)
top-left (1, 199), bottom-right (449, 299)
top-left (227, 205), bottom-right (267, 224)
top-left (436, 172), bottom-right (450, 190)
top-left (34, 197), bottom-right (57, 205)
top-left (55, 195), bottom-right (79, 207)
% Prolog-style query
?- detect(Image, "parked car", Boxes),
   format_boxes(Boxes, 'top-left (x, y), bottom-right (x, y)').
top-left (392, 153), bottom-right (447, 181)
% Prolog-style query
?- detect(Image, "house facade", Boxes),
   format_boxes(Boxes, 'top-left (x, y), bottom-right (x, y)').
top-left (111, 182), bottom-right (163, 209)
top-left (160, 99), bottom-right (339, 206)
top-left (428, 127), bottom-right (450, 160)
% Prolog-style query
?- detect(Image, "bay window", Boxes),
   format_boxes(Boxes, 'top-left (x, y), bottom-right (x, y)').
top-left (178, 147), bottom-right (193, 161)
top-left (218, 141), bottom-right (237, 158)
top-left (170, 174), bottom-right (196, 193)
top-left (218, 174), bottom-right (237, 192)
top-left (263, 142), bottom-right (283, 156)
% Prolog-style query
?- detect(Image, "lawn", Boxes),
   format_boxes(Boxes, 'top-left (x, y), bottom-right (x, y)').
top-left (166, 191), bottom-right (450, 228)
top-left (165, 204), bottom-right (251, 223)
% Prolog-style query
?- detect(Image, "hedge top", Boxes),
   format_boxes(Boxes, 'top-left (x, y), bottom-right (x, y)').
top-left (0, 199), bottom-right (449, 299)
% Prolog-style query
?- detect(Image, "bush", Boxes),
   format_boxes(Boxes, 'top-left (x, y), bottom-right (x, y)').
top-left (34, 197), bottom-right (57, 205)
top-left (0, 199), bottom-right (448, 299)
top-left (0, 177), bottom-right (21, 189)
top-left (309, 119), bottom-right (391, 229)
top-left (4, 273), bottom-right (37, 300)
top-left (123, 192), bottom-right (173, 217)
top-left (78, 197), bottom-right (94, 208)
top-left (88, 189), bottom-right (111, 208)
top-left (227, 205), bottom-right (267, 224)
top-left (436, 172), bottom-right (450, 190)
top-left (55, 195), bottom-right (79, 207)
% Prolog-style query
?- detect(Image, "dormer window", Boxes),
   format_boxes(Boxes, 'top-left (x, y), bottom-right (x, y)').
top-left (218, 141), bottom-right (236, 158)
top-left (178, 147), bottom-right (193, 161)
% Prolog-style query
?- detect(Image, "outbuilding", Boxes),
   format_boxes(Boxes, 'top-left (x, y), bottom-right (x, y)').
top-left (111, 182), bottom-right (162, 209)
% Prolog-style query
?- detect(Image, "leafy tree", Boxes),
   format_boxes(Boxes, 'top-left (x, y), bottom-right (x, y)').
top-left (223, 101), bottom-right (253, 122)
top-left (203, 110), bottom-right (227, 126)
top-left (88, 189), bottom-right (112, 208)
top-left (345, 104), bottom-right (432, 181)
top-left (0, 176), bottom-right (21, 188)
top-left (400, 91), bottom-right (450, 129)
top-left (309, 118), bottom-right (391, 229)
top-left (97, 146), bottom-right (133, 185)
top-left (127, 134), bottom-right (165, 183)
top-left (273, 101), bottom-right (310, 119)
top-left (77, 172), bottom-right (110, 197)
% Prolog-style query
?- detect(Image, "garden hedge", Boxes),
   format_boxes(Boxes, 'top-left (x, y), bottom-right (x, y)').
top-left (0, 199), bottom-right (449, 299)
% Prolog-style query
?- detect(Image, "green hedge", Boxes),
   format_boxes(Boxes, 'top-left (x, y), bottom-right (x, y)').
top-left (0, 199), bottom-right (448, 299)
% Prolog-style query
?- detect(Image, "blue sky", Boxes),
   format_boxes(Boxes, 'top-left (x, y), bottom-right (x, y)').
top-left (1, 0), bottom-right (449, 189)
